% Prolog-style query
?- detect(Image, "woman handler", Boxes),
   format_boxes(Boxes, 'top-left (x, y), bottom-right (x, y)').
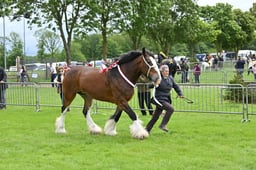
top-left (146, 64), bottom-right (184, 133)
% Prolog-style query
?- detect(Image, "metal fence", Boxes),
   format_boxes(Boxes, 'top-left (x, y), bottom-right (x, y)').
top-left (174, 70), bottom-right (255, 84)
top-left (1, 82), bottom-right (255, 122)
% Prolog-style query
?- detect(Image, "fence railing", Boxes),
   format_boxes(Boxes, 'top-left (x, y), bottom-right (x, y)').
top-left (1, 82), bottom-right (255, 121)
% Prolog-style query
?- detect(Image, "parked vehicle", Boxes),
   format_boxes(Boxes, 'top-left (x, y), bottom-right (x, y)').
top-left (196, 54), bottom-right (207, 62)
top-left (25, 63), bottom-right (48, 71)
top-left (9, 66), bottom-right (17, 72)
top-left (221, 52), bottom-right (236, 61)
top-left (89, 60), bottom-right (104, 68)
top-left (173, 56), bottom-right (188, 63)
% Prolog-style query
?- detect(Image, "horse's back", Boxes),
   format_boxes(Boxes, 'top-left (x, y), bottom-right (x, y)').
top-left (64, 66), bottom-right (105, 85)
top-left (63, 66), bottom-right (110, 99)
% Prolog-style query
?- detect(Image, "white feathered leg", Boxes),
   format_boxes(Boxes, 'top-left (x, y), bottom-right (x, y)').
top-left (130, 119), bottom-right (149, 139)
top-left (104, 119), bottom-right (117, 136)
top-left (55, 107), bottom-right (69, 133)
top-left (86, 110), bottom-right (102, 134)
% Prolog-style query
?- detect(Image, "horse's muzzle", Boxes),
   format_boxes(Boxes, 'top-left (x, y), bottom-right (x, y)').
top-left (151, 76), bottom-right (161, 87)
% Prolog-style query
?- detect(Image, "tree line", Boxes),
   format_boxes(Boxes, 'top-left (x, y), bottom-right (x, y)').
top-left (0, 0), bottom-right (256, 68)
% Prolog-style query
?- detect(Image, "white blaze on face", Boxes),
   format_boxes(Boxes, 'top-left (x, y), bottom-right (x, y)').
top-left (149, 56), bottom-right (161, 82)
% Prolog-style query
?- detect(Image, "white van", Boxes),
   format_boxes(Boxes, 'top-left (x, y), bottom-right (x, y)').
top-left (238, 50), bottom-right (256, 60)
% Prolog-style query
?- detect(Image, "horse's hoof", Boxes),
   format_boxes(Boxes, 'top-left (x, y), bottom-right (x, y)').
top-left (89, 125), bottom-right (102, 135)
top-left (89, 131), bottom-right (102, 135)
top-left (55, 129), bottom-right (66, 134)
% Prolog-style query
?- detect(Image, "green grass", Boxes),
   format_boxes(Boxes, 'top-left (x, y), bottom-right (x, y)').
top-left (1, 106), bottom-right (256, 170)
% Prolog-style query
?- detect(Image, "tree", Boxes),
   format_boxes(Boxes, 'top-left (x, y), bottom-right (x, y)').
top-left (146, 0), bottom-right (175, 54)
top-left (200, 3), bottom-right (256, 56)
top-left (120, 0), bottom-right (158, 50)
top-left (10, 0), bottom-right (89, 65)
top-left (34, 29), bottom-right (61, 62)
top-left (78, 0), bottom-right (129, 60)
top-left (7, 32), bottom-right (23, 67)
top-left (174, 0), bottom-right (220, 59)
top-left (233, 9), bottom-right (256, 50)
top-left (0, 0), bottom-right (12, 68)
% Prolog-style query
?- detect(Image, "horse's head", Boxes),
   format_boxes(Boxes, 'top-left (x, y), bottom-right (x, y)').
top-left (141, 48), bottom-right (161, 87)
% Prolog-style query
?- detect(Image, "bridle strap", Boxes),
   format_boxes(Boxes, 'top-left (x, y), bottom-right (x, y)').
top-left (117, 65), bottom-right (135, 88)
top-left (116, 55), bottom-right (156, 88)
top-left (142, 56), bottom-right (154, 77)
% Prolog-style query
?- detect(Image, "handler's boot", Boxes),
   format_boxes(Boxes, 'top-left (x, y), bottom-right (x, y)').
top-left (159, 111), bottom-right (172, 132)
top-left (159, 125), bottom-right (168, 132)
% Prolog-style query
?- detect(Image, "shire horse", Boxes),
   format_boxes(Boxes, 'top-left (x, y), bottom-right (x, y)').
top-left (55, 48), bottom-right (161, 139)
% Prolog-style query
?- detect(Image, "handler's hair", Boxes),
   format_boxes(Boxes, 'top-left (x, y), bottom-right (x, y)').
top-left (160, 64), bottom-right (169, 72)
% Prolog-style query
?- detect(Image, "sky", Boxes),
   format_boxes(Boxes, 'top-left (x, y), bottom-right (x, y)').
top-left (0, 0), bottom-right (255, 56)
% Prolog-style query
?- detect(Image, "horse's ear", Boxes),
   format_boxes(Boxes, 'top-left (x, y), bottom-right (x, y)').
top-left (142, 47), bottom-right (146, 55)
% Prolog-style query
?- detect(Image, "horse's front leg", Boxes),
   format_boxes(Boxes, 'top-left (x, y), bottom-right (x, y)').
top-left (124, 104), bottom-right (149, 139)
top-left (55, 106), bottom-right (70, 133)
top-left (104, 107), bottom-right (122, 136)
top-left (83, 103), bottom-right (102, 134)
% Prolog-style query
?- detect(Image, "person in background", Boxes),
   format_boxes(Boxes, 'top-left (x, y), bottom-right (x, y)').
top-left (55, 66), bottom-right (64, 101)
top-left (146, 64), bottom-right (184, 133)
top-left (0, 67), bottom-right (7, 110)
top-left (136, 75), bottom-right (153, 116)
top-left (180, 58), bottom-right (189, 83)
top-left (50, 63), bottom-right (57, 87)
top-left (235, 56), bottom-right (245, 77)
top-left (193, 63), bottom-right (201, 84)
top-left (20, 65), bottom-right (28, 83)
top-left (213, 55), bottom-right (218, 71)
top-left (251, 63), bottom-right (256, 81)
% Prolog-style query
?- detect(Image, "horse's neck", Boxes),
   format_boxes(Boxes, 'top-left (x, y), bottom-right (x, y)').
top-left (119, 63), bottom-right (141, 84)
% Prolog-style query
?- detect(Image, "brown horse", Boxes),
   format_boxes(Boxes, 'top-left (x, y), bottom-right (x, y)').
top-left (55, 48), bottom-right (161, 139)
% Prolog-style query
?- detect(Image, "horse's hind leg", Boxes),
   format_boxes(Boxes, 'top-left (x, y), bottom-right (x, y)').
top-left (55, 90), bottom-right (75, 133)
top-left (82, 96), bottom-right (102, 134)
top-left (104, 106), bottom-right (122, 136)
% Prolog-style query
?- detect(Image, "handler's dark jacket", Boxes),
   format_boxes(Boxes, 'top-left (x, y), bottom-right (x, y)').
top-left (0, 67), bottom-right (7, 89)
top-left (154, 75), bottom-right (183, 104)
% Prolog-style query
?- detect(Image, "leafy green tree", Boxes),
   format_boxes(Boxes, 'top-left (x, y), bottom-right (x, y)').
top-left (10, 0), bottom-right (90, 65)
top-left (78, 0), bottom-right (129, 60)
top-left (70, 41), bottom-right (85, 62)
top-left (119, 0), bottom-right (158, 50)
top-left (0, 0), bottom-right (12, 69)
top-left (7, 32), bottom-right (23, 67)
top-left (233, 9), bottom-right (256, 50)
top-left (199, 4), bottom-right (232, 53)
top-left (146, 0), bottom-right (175, 54)
top-left (174, 0), bottom-right (219, 59)
top-left (34, 29), bottom-right (61, 62)
top-left (74, 34), bottom-right (102, 62)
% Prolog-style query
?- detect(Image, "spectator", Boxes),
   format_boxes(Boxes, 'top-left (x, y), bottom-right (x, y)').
top-left (20, 65), bottom-right (28, 83)
top-left (136, 75), bottom-right (153, 116)
top-left (180, 58), bottom-right (189, 83)
top-left (213, 56), bottom-right (218, 71)
top-left (0, 67), bottom-right (7, 110)
top-left (251, 63), bottom-right (256, 81)
top-left (235, 56), bottom-right (246, 77)
top-left (55, 66), bottom-right (64, 100)
top-left (218, 55), bottom-right (224, 69)
top-left (193, 63), bottom-right (201, 84)
top-left (50, 63), bottom-right (57, 87)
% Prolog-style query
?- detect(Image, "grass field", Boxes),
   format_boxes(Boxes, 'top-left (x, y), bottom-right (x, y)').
top-left (1, 106), bottom-right (256, 170)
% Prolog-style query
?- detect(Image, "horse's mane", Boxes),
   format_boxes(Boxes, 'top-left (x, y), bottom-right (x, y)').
top-left (118, 49), bottom-right (154, 65)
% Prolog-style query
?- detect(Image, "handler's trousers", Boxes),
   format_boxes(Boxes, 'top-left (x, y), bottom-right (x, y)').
top-left (145, 101), bottom-right (174, 132)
